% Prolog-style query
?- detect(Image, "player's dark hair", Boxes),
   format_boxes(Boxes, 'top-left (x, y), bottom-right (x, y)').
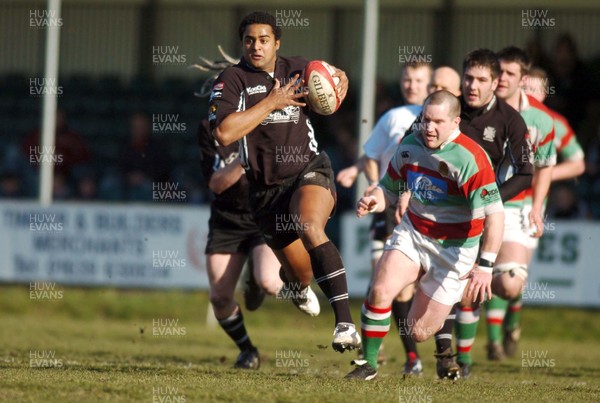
top-left (424, 90), bottom-right (461, 118)
top-left (239, 11), bottom-right (282, 41)
top-left (462, 49), bottom-right (501, 80)
top-left (497, 46), bottom-right (532, 76)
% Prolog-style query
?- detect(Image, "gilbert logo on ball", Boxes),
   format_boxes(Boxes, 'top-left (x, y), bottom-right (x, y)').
top-left (303, 61), bottom-right (342, 115)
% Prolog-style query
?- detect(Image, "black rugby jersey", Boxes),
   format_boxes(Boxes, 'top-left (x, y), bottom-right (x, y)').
top-left (198, 120), bottom-right (251, 212)
top-left (208, 56), bottom-right (319, 187)
top-left (459, 96), bottom-right (532, 178)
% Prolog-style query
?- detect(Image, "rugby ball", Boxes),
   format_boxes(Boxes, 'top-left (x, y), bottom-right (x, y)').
top-left (303, 60), bottom-right (342, 115)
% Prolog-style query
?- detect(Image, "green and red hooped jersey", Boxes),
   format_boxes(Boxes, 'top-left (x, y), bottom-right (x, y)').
top-left (523, 107), bottom-right (584, 207)
top-left (505, 92), bottom-right (557, 209)
top-left (379, 130), bottom-right (504, 248)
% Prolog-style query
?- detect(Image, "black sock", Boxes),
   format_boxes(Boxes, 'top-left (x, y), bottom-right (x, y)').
top-left (309, 241), bottom-right (353, 324)
top-left (435, 304), bottom-right (456, 354)
top-left (393, 298), bottom-right (419, 360)
top-left (217, 306), bottom-right (253, 352)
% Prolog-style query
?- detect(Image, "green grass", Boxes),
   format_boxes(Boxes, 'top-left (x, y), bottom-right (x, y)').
top-left (1, 285), bottom-right (599, 402)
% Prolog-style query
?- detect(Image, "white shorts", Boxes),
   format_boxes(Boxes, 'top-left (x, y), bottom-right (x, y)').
top-left (502, 206), bottom-right (531, 246)
top-left (496, 206), bottom-right (530, 279)
top-left (521, 203), bottom-right (539, 250)
top-left (384, 217), bottom-right (479, 306)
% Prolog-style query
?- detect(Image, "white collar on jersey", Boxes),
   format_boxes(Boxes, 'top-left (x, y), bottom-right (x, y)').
top-left (438, 128), bottom-right (461, 149)
top-left (485, 95), bottom-right (497, 112)
top-left (519, 89), bottom-right (531, 112)
top-left (417, 128), bottom-right (461, 150)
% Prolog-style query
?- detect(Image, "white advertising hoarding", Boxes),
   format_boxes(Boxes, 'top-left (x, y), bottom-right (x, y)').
top-left (0, 201), bottom-right (210, 289)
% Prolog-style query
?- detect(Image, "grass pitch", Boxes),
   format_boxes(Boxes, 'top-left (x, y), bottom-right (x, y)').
top-left (1, 285), bottom-right (599, 402)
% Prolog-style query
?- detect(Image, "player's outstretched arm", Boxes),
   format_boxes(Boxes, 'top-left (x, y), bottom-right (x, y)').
top-left (336, 155), bottom-right (378, 188)
top-left (214, 74), bottom-right (308, 146)
top-left (552, 159), bottom-right (585, 181)
top-left (529, 165), bottom-right (553, 238)
top-left (464, 211), bottom-right (504, 303)
top-left (356, 186), bottom-right (386, 217)
top-left (208, 156), bottom-right (245, 195)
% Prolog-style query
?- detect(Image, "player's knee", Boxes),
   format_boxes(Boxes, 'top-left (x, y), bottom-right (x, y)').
top-left (397, 284), bottom-right (415, 301)
top-left (298, 222), bottom-right (327, 247)
top-left (494, 280), bottom-right (522, 300)
top-left (258, 278), bottom-right (282, 296)
top-left (492, 264), bottom-right (526, 299)
top-left (369, 282), bottom-right (393, 305)
top-left (209, 290), bottom-right (233, 310)
top-left (411, 326), bottom-right (432, 343)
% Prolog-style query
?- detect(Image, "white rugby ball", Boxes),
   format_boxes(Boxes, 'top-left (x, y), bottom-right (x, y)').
top-left (303, 60), bottom-right (342, 115)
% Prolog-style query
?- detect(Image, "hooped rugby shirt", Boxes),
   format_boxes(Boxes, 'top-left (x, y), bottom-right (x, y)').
top-left (502, 91), bottom-right (557, 209)
top-left (379, 129), bottom-right (504, 248)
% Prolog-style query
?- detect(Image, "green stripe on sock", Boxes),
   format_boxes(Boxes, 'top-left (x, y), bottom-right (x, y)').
top-left (486, 296), bottom-right (509, 343)
top-left (361, 306), bottom-right (390, 369)
top-left (504, 293), bottom-right (522, 331)
top-left (455, 308), bottom-right (480, 365)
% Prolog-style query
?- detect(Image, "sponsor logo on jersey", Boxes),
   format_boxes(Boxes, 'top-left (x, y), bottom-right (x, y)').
top-left (303, 172), bottom-right (316, 179)
top-left (483, 126), bottom-right (496, 142)
top-left (208, 104), bottom-right (218, 121)
top-left (407, 171), bottom-right (447, 202)
top-left (261, 105), bottom-right (300, 125)
top-left (246, 84), bottom-right (267, 95)
top-left (480, 187), bottom-right (499, 201)
top-left (209, 91), bottom-right (222, 102)
top-left (213, 82), bottom-right (224, 91)
top-left (401, 151), bottom-right (410, 159)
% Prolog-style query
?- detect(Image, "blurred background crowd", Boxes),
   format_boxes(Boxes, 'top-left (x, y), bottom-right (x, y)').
top-left (1, 31), bottom-right (599, 220)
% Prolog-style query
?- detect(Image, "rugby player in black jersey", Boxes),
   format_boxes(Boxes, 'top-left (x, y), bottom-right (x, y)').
top-left (198, 119), bottom-right (321, 369)
top-left (208, 11), bottom-right (360, 352)
top-left (454, 49), bottom-right (533, 379)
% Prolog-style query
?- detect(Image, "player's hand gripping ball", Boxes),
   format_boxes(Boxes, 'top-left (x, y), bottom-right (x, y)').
top-left (303, 61), bottom-right (343, 115)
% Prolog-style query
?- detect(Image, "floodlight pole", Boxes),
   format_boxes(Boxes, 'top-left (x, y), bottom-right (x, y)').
top-left (39, 0), bottom-right (62, 206)
top-left (356, 0), bottom-right (379, 199)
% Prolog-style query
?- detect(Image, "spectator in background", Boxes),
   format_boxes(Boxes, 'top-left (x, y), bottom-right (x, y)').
top-left (546, 34), bottom-right (595, 132)
top-left (0, 171), bottom-right (23, 199)
top-left (429, 66), bottom-right (461, 96)
top-left (73, 168), bottom-right (99, 201)
top-left (119, 112), bottom-right (172, 201)
top-left (21, 108), bottom-right (91, 198)
top-left (546, 184), bottom-right (589, 219)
